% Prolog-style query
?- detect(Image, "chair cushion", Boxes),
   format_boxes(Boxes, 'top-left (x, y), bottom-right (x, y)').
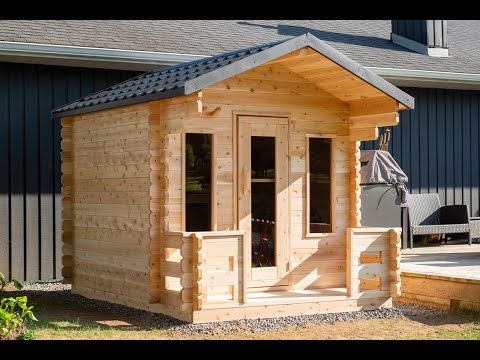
top-left (412, 223), bottom-right (469, 235)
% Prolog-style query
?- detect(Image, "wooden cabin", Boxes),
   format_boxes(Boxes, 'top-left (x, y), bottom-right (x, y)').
top-left (53, 33), bottom-right (414, 323)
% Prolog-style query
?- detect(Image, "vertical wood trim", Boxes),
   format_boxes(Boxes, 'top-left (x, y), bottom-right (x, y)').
top-left (306, 134), bottom-right (310, 236)
top-left (211, 134), bottom-right (217, 231)
top-left (181, 131), bottom-right (186, 231)
top-left (276, 124), bottom-right (289, 277)
top-left (241, 230), bottom-right (247, 303)
top-left (237, 121), bottom-right (252, 281)
top-left (346, 228), bottom-right (354, 296)
top-left (349, 141), bottom-right (361, 227)
top-left (232, 113), bottom-right (238, 230)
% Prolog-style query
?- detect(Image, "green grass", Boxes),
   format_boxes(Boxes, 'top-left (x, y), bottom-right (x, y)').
top-left (439, 327), bottom-right (480, 340)
top-left (439, 308), bottom-right (480, 340)
top-left (28, 317), bottom-right (174, 340)
top-left (17, 329), bottom-right (36, 340)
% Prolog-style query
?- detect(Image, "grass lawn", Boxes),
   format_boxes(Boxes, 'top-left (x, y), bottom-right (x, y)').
top-left (8, 290), bottom-right (480, 340)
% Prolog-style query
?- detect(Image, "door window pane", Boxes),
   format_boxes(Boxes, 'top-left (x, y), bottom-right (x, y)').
top-left (185, 134), bottom-right (212, 231)
top-left (251, 136), bottom-right (275, 267)
top-left (251, 182), bottom-right (275, 267)
top-left (251, 136), bottom-right (275, 179)
top-left (309, 138), bottom-right (332, 233)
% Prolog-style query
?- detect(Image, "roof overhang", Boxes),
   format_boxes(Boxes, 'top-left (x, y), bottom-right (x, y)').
top-left (184, 33), bottom-right (414, 110)
top-left (52, 33), bottom-right (415, 118)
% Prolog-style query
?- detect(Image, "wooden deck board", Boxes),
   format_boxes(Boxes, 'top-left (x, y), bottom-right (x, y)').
top-left (401, 244), bottom-right (480, 280)
top-left (400, 244), bottom-right (480, 310)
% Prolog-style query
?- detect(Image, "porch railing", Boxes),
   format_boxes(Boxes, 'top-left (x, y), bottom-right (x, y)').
top-left (346, 227), bottom-right (401, 298)
top-left (162, 230), bottom-right (245, 312)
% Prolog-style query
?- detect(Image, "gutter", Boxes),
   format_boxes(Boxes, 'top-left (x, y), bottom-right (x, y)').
top-left (0, 41), bottom-right (207, 67)
top-left (366, 67), bottom-right (480, 85)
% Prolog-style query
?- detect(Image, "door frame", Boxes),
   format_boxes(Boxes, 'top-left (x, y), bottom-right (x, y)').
top-left (234, 113), bottom-right (290, 289)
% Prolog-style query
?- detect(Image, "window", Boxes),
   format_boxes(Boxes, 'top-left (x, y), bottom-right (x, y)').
top-left (251, 136), bottom-right (276, 267)
top-left (308, 137), bottom-right (332, 233)
top-left (185, 133), bottom-right (212, 231)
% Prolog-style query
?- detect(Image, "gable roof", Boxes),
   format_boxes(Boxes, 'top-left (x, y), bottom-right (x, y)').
top-left (52, 33), bottom-right (414, 118)
top-left (1, 20), bottom-right (480, 76)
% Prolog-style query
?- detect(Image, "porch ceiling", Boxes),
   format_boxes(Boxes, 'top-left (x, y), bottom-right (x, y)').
top-left (268, 48), bottom-right (398, 106)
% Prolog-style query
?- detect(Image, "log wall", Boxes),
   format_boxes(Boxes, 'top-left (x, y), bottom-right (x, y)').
top-left (64, 103), bottom-right (153, 309)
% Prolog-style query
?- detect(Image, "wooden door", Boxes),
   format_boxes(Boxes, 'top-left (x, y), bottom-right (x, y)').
top-left (237, 116), bottom-right (289, 290)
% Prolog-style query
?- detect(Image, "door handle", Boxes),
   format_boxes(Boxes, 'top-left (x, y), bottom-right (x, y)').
top-left (242, 166), bottom-right (249, 194)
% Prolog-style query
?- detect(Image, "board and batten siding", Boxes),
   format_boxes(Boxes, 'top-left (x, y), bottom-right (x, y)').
top-left (362, 87), bottom-right (480, 217)
top-left (0, 62), bottom-right (139, 281)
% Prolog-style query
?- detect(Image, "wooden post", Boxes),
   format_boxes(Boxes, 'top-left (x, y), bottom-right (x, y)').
top-left (389, 229), bottom-right (402, 297)
top-left (192, 233), bottom-right (203, 310)
top-left (346, 228), bottom-right (354, 297)
top-left (349, 141), bottom-right (361, 228)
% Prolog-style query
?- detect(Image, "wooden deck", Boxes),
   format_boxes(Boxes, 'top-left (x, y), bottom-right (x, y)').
top-left (399, 244), bottom-right (480, 310)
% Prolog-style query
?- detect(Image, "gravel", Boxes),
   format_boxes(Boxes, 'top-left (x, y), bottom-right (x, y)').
top-left (19, 282), bottom-right (446, 335)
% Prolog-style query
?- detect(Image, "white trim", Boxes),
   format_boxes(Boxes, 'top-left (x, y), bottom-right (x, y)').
top-left (391, 33), bottom-right (449, 57)
top-left (367, 67), bottom-right (480, 85)
top-left (0, 41), bottom-right (208, 66)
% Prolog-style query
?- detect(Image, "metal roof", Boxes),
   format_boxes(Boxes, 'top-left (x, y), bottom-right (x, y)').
top-left (52, 33), bottom-right (414, 118)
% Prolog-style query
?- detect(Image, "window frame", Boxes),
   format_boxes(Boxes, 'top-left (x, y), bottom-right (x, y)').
top-left (305, 134), bottom-right (335, 237)
top-left (182, 131), bottom-right (217, 232)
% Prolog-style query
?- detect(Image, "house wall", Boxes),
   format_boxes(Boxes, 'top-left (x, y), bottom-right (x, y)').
top-left (0, 61), bottom-right (138, 281)
top-left (154, 63), bottom-right (353, 292)
top-left (363, 87), bottom-right (480, 217)
top-left (63, 103), bottom-right (153, 310)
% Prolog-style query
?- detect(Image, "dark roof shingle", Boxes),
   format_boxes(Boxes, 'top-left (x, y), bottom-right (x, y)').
top-left (52, 40), bottom-right (281, 117)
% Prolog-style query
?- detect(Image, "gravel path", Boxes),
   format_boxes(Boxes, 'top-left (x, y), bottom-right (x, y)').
top-left (20, 282), bottom-right (445, 335)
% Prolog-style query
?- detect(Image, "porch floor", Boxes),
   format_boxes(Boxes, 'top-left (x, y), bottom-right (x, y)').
top-left (401, 243), bottom-right (480, 280)
top-left (204, 288), bottom-right (348, 309)
top-left (246, 288), bottom-right (348, 305)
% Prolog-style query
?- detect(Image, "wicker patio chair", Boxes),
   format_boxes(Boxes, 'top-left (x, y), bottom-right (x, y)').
top-left (405, 193), bottom-right (472, 249)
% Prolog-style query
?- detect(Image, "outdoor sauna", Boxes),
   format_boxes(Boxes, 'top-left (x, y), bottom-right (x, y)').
top-left (54, 33), bottom-right (414, 323)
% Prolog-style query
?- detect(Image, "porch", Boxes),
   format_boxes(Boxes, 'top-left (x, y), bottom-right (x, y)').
top-left (161, 227), bottom-right (401, 323)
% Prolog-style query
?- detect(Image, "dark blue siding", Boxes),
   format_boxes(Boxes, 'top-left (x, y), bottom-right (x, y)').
top-left (362, 87), bottom-right (480, 217)
top-left (0, 62), bottom-right (139, 281)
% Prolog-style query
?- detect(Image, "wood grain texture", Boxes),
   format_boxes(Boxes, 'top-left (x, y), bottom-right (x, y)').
top-left (61, 52), bottom-right (405, 322)
top-left (64, 103), bottom-right (152, 307)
